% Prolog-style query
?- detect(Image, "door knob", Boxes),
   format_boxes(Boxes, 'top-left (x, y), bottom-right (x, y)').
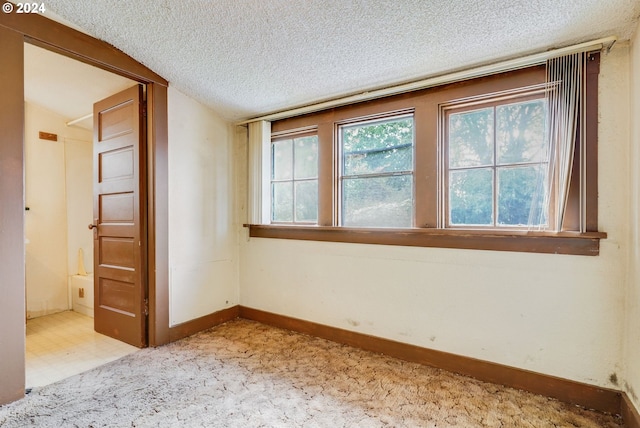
top-left (88, 223), bottom-right (97, 230)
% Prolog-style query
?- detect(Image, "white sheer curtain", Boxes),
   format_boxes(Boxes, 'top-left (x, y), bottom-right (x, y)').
top-left (530, 52), bottom-right (587, 231)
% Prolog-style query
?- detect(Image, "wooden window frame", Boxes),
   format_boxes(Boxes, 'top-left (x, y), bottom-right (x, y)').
top-left (440, 88), bottom-right (550, 230)
top-left (270, 130), bottom-right (319, 224)
top-left (249, 56), bottom-right (605, 255)
top-left (336, 112), bottom-right (416, 228)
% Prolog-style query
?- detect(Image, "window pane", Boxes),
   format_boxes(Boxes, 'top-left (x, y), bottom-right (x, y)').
top-left (344, 144), bottom-right (413, 176)
top-left (272, 182), bottom-right (293, 222)
top-left (342, 175), bottom-right (412, 227)
top-left (449, 168), bottom-right (493, 225)
top-left (497, 100), bottom-right (547, 165)
top-left (497, 166), bottom-right (546, 226)
top-left (449, 108), bottom-right (494, 168)
top-left (294, 136), bottom-right (318, 179)
top-left (342, 117), bottom-right (413, 175)
top-left (272, 139), bottom-right (293, 180)
top-left (295, 180), bottom-right (318, 222)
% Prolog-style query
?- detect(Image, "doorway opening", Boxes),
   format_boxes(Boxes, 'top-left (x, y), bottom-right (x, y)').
top-left (0, 12), bottom-right (169, 404)
top-left (23, 43), bottom-right (141, 388)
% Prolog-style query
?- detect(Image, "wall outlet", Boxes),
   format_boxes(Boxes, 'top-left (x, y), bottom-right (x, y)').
top-left (79, 288), bottom-right (84, 298)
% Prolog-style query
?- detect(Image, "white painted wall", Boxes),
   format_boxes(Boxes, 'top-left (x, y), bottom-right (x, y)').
top-left (25, 102), bottom-right (92, 318)
top-left (65, 137), bottom-right (93, 277)
top-left (625, 20), bottom-right (640, 412)
top-left (237, 46), bottom-right (631, 389)
top-left (168, 86), bottom-right (239, 326)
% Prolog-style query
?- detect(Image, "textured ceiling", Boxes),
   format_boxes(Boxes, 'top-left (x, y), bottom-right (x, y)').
top-left (43, 0), bottom-right (640, 122)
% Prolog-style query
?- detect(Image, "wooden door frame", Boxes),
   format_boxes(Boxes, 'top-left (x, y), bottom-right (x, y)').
top-left (0, 13), bottom-right (169, 404)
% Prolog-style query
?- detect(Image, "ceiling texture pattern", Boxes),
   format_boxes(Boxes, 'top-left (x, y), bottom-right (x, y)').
top-left (44, 0), bottom-right (640, 122)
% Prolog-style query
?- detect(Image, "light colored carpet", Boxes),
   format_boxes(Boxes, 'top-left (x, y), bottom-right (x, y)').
top-left (0, 319), bottom-right (624, 427)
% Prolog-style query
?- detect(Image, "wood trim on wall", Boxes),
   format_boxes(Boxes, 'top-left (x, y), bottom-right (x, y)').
top-left (263, 61), bottom-right (601, 254)
top-left (147, 83), bottom-right (170, 347)
top-left (248, 224), bottom-right (604, 255)
top-left (0, 13), bottom-right (167, 84)
top-left (238, 306), bottom-right (621, 415)
top-left (135, 304), bottom-right (640, 424)
top-left (0, 24), bottom-right (27, 406)
top-left (169, 306), bottom-right (240, 342)
top-left (623, 393), bottom-right (640, 428)
top-left (585, 52), bottom-right (600, 232)
top-left (0, 12), bottom-right (170, 404)
top-left (0, 13), bottom-right (170, 349)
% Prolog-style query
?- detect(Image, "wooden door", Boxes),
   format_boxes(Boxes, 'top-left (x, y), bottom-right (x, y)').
top-left (92, 85), bottom-right (147, 347)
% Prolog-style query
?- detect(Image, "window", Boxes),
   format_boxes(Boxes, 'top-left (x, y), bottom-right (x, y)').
top-left (251, 55), bottom-right (605, 255)
top-left (339, 115), bottom-right (414, 227)
top-left (271, 133), bottom-right (318, 223)
top-left (443, 93), bottom-right (548, 228)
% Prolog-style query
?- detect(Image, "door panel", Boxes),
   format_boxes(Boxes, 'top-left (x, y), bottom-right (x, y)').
top-left (98, 278), bottom-right (137, 315)
top-left (100, 148), bottom-right (135, 181)
top-left (93, 85), bottom-right (147, 347)
top-left (99, 100), bottom-right (135, 141)
top-left (100, 238), bottom-right (136, 268)
top-left (100, 193), bottom-right (135, 222)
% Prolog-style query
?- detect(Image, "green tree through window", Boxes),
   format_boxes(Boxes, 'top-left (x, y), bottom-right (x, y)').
top-left (447, 98), bottom-right (547, 227)
top-left (340, 116), bottom-right (414, 227)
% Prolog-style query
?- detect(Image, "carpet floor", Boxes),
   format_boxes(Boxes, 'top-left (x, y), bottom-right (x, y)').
top-left (0, 319), bottom-right (624, 427)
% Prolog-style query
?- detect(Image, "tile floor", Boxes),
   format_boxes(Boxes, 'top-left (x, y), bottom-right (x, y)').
top-left (26, 311), bottom-right (138, 388)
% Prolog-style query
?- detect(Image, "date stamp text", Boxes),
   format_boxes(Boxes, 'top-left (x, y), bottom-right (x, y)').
top-left (3, 2), bottom-right (46, 14)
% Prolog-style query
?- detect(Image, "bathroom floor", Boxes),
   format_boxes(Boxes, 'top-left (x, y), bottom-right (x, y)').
top-left (26, 310), bottom-right (138, 388)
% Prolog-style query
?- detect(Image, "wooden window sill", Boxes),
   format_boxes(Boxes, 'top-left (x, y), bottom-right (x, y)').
top-left (246, 224), bottom-right (606, 256)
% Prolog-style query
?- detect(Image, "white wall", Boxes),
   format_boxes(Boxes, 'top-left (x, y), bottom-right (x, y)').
top-left (168, 86), bottom-right (239, 326)
top-left (65, 137), bottom-right (93, 276)
top-left (625, 20), bottom-right (640, 412)
top-left (237, 46), bottom-right (631, 389)
top-left (25, 102), bottom-right (92, 318)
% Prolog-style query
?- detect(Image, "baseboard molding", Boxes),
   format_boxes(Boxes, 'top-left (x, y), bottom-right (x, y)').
top-left (165, 305), bottom-right (631, 421)
top-left (238, 306), bottom-right (621, 415)
top-left (622, 393), bottom-right (640, 428)
top-left (168, 306), bottom-right (239, 342)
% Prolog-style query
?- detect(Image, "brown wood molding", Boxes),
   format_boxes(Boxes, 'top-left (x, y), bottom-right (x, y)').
top-left (0, 24), bottom-right (27, 405)
top-left (164, 305), bottom-right (636, 423)
top-left (0, 7), bottom-right (170, 402)
top-left (238, 306), bottom-right (621, 415)
top-left (585, 52), bottom-right (600, 231)
top-left (147, 83), bottom-right (170, 347)
top-left (0, 9), bottom-right (170, 351)
top-left (0, 13), bottom-right (167, 85)
top-left (622, 393), bottom-right (640, 428)
top-left (248, 224), bottom-right (604, 256)
top-left (169, 306), bottom-right (240, 342)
